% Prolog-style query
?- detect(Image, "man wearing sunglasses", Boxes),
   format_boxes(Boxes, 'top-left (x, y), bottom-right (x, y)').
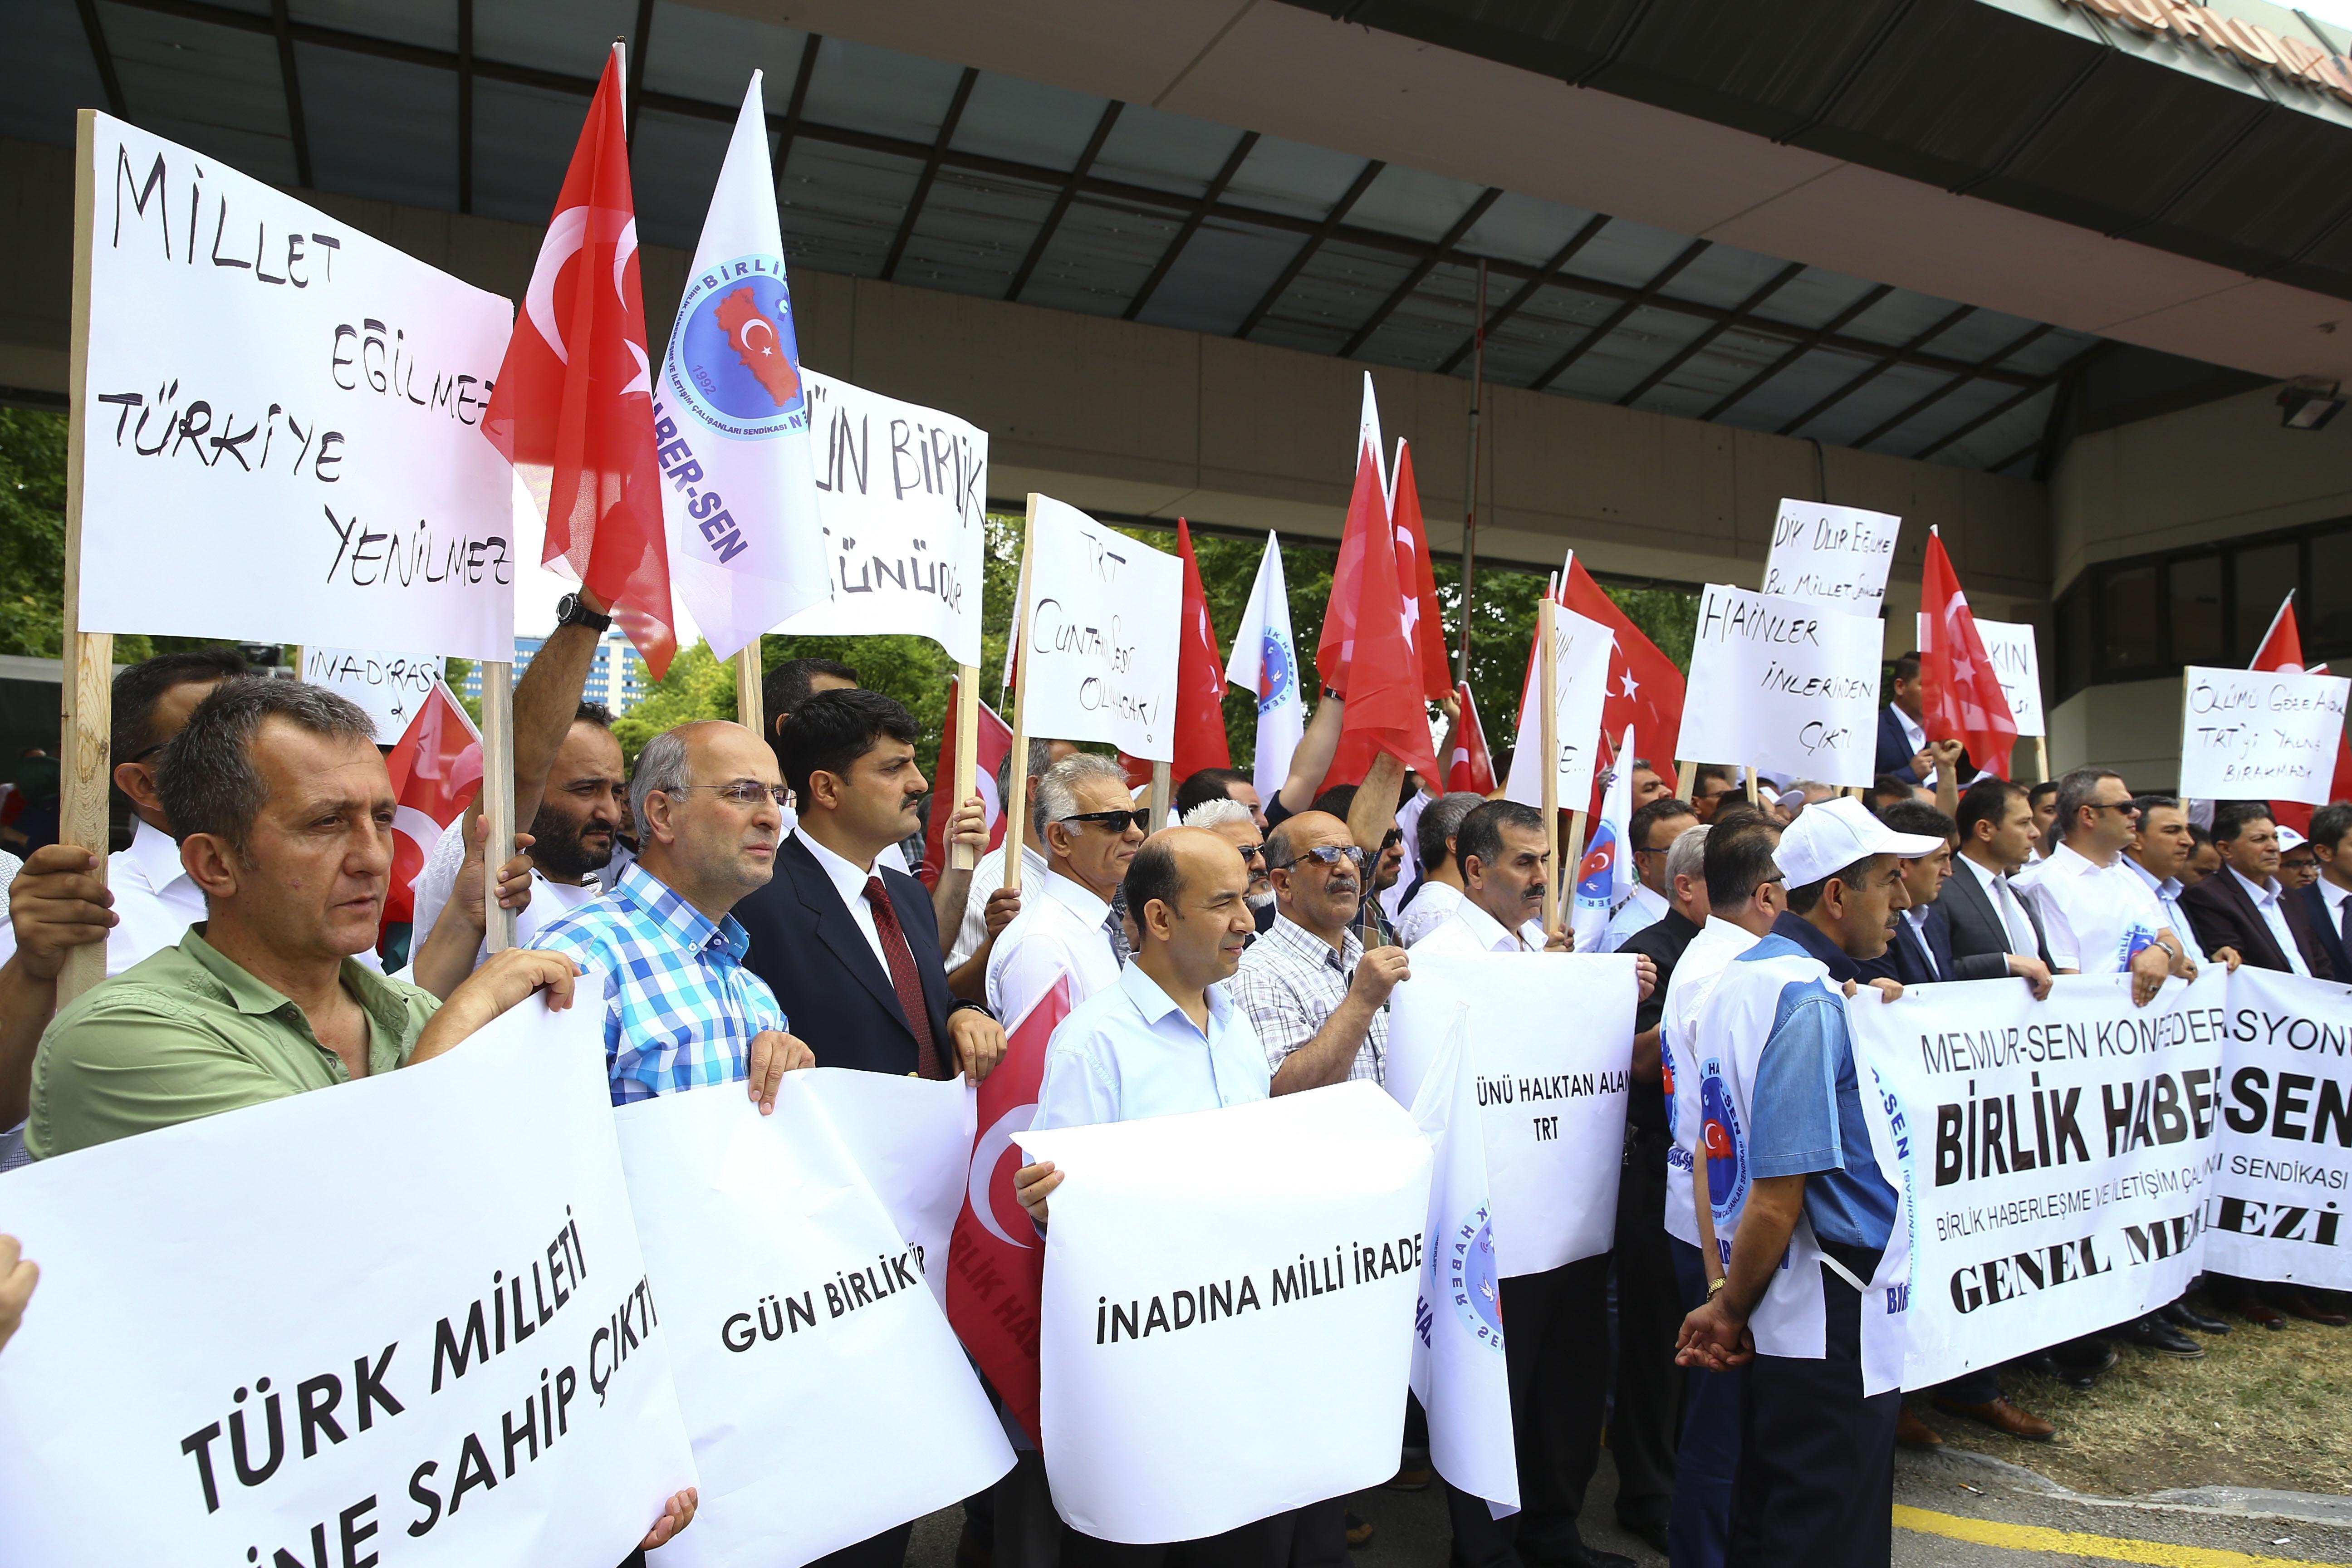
top-left (530, 721), bottom-right (816, 1110)
top-left (2022, 768), bottom-right (2194, 1006)
top-left (1181, 797), bottom-right (1275, 939)
top-left (987, 754), bottom-right (1147, 1028)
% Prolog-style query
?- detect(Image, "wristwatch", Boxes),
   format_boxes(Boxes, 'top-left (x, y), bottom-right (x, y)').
top-left (555, 592), bottom-right (611, 634)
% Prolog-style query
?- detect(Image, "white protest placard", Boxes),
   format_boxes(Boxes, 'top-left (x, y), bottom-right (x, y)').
top-left (616, 1073), bottom-right (1011, 1568)
top-left (302, 646), bottom-right (446, 734)
top-left (2207, 967), bottom-right (2352, 1289)
top-left (1503, 604), bottom-right (1616, 810)
top-left (1853, 971), bottom-right (2228, 1387)
top-left (1017, 1082), bottom-right (1431, 1544)
top-left (796, 1068), bottom-right (974, 1309)
top-left (2178, 666), bottom-right (2352, 806)
top-left (0, 997), bottom-right (696, 1567)
top-left (1762, 499), bottom-right (1901, 614)
top-left (1387, 952), bottom-right (1637, 1275)
top-left (1677, 584), bottom-right (1881, 787)
top-left (78, 113), bottom-right (516, 661)
top-left (1018, 495), bottom-right (1183, 762)
top-left (764, 371), bottom-right (987, 666)
top-left (1923, 613), bottom-right (2044, 738)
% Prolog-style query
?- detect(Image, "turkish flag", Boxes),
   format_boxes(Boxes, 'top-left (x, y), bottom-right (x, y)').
top-left (383, 682), bottom-right (484, 941)
top-left (1447, 681), bottom-right (1497, 794)
top-left (1558, 556), bottom-right (1685, 812)
top-left (2247, 596), bottom-right (2352, 827)
top-left (920, 676), bottom-right (1014, 889)
top-left (1122, 518), bottom-right (1232, 791)
top-left (945, 977), bottom-right (1073, 1445)
top-left (482, 44), bottom-right (677, 676)
top-left (1918, 529), bottom-right (2019, 779)
top-left (1316, 416), bottom-right (1388, 695)
top-left (1336, 485), bottom-right (1441, 782)
top-left (1391, 444), bottom-right (1452, 702)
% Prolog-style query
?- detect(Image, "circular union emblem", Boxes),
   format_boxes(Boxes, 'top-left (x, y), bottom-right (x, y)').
top-left (1259, 629), bottom-right (1296, 716)
top-left (668, 257), bottom-right (806, 438)
top-left (1699, 1059), bottom-right (1749, 1219)
top-left (1448, 1206), bottom-right (1504, 1352)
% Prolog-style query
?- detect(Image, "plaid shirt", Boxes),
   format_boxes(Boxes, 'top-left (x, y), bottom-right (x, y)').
top-left (1225, 914), bottom-right (1386, 1085)
top-left (529, 862), bottom-right (787, 1106)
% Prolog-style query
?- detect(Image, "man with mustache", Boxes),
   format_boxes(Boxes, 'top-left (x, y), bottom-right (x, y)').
top-left (1180, 796), bottom-right (1273, 940)
top-left (529, 721), bottom-right (814, 1112)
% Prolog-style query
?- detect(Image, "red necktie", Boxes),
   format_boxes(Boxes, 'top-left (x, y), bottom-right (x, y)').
top-left (867, 876), bottom-right (943, 1079)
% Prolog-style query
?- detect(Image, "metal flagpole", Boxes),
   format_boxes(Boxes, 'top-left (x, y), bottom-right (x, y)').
top-left (1455, 260), bottom-right (1487, 687)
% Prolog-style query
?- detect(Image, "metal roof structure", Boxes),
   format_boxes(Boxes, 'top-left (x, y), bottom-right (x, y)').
top-left (5, 0), bottom-right (2241, 476)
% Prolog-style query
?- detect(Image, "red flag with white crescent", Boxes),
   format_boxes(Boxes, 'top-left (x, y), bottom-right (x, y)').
top-left (1919, 528), bottom-right (2019, 779)
top-left (1448, 681), bottom-right (1497, 795)
top-left (482, 44), bottom-right (678, 676)
top-left (945, 976), bottom-right (1073, 1444)
top-left (920, 676), bottom-right (1015, 888)
top-left (382, 682), bottom-right (483, 944)
top-left (2246, 596), bottom-right (2352, 830)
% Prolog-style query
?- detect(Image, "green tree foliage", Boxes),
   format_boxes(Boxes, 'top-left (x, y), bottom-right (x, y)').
top-left (0, 409), bottom-right (69, 657)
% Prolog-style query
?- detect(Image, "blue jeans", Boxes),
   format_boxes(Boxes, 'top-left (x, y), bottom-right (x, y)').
top-left (1666, 1239), bottom-right (1738, 1568)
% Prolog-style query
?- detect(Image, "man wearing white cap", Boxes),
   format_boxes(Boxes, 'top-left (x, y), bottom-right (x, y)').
top-left (1672, 796), bottom-right (1934, 1568)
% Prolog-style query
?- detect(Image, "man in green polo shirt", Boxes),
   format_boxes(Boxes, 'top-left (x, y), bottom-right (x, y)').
top-left (23, 677), bottom-right (700, 1553)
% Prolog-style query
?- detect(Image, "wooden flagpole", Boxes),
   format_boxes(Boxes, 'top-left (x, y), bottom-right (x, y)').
top-left (1148, 760), bottom-right (1173, 833)
top-left (1675, 760), bottom-right (1697, 804)
top-left (1000, 498), bottom-right (1040, 897)
top-left (735, 640), bottom-right (763, 734)
top-left (2033, 735), bottom-right (2050, 784)
top-left (56, 111), bottom-right (108, 1004)
top-left (1539, 593), bottom-right (1562, 941)
top-left (480, 661), bottom-right (516, 951)
top-left (950, 666), bottom-right (981, 871)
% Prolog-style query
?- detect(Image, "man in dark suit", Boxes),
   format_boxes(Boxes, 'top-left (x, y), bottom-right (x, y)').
top-left (2180, 803), bottom-right (2338, 982)
top-left (1872, 654), bottom-right (1936, 784)
top-left (740, 688), bottom-right (1007, 1084)
top-left (2295, 802), bottom-right (2352, 980)
top-left (1937, 779), bottom-right (2058, 988)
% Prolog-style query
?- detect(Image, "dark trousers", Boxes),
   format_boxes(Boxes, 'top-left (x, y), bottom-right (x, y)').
top-left (994, 1449), bottom-right (1064, 1568)
top-left (1062, 1511), bottom-right (1294, 1567)
top-left (810, 1523), bottom-right (916, 1568)
top-left (1728, 1252), bottom-right (1896, 1568)
top-left (1289, 1496), bottom-right (1350, 1567)
top-left (1929, 1368), bottom-right (2002, 1406)
top-left (1612, 1129), bottom-right (1684, 1534)
top-left (1666, 1238), bottom-right (1738, 1568)
top-left (1445, 1253), bottom-right (1611, 1568)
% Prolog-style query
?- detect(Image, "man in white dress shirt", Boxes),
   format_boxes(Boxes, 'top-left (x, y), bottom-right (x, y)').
top-left (103, 650), bottom-right (258, 974)
top-left (986, 754), bottom-right (1145, 1024)
top-left (2025, 769), bottom-right (2194, 1003)
top-left (1392, 792), bottom-right (1486, 948)
top-left (2124, 795), bottom-right (2234, 970)
top-left (1418, 801), bottom-right (1573, 958)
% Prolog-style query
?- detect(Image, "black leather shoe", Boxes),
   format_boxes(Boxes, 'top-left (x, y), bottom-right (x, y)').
top-left (2017, 1351), bottom-right (2097, 1390)
top-left (2051, 1338), bottom-right (2118, 1376)
top-left (2121, 1315), bottom-right (2206, 1359)
top-left (2163, 1299), bottom-right (2232, 1334)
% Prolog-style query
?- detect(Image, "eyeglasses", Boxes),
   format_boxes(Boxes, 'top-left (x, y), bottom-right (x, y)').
top-left (667, 781), bottom-right (791, 807)
top-left (1232, 842), bottom-right (1266, 862)
top-left (1380, 828), bottom-right (1403, 850)
top-left (1058, 809), bottom-right (1150, 834)
top-left (2092, 802), bottom-right (2141, 818)
top-left (1271, 843), bottom-right (1367, 872)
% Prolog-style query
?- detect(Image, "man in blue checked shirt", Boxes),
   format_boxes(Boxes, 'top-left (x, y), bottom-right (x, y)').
top-left (532, 720), bottom-right (815, 1110)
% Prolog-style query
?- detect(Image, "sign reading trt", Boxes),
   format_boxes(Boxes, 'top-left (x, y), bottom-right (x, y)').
top-left (1761, 499), bottom-right (1901, 615)
top-left (76, 113), bottom-right (516, 661)
top-left (2176, 665), bottom-right (2352, 807)
top-left (1014, 495), bottom-right (1182, 763)
top-left (0, 1000), bottom-right (696, 1568)
top-left (1854, 972), bottom-right (2228, 1387)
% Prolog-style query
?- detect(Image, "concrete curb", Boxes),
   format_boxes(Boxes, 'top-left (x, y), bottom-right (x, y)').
top-left (1901, 1446), bottom-right (2352, 1527)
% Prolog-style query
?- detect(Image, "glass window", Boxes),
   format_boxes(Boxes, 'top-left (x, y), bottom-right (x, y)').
top-left (2099, 564), bottom-right (2161, 672)
top-left (2058, 583), bottom-right (2094, 702)
top-left (2169, 557), bottom-right (2225, 666)
top-left (2310, 529), bottom-right (2352, 656)
top-left (2232, 542), bottom-right (2298, 662)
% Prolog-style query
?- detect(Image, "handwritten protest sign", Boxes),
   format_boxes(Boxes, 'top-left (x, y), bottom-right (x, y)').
top-left (302, 646), bottom-right (446, 734)
top-left (1503, 604), bottom-right (1615, 810)
top-left (763, 372), bottom-right (986, 666)
top-left (1018, 1083), bottom-right (1430, 1544)
top-left (1762, 499), bottom-right (1901, 615)
top-left (617, 1073), bottom-right (1010, 1568)
top-left (1677, 584), bottom-right (1881, 786)
top-left (2177, 666), bottom-right (2352, 806)
top-left (1922, 613), bottom-right (2043, 738)
top-left (0, 997), bottom-right (696, 1567)
top-left (77, 113), bottom-right (516, 661)
top-left (2206, 968), bottom-right (2352, 1290)
top-left (1854, 972), bottom-right (2226, 1387)
top-left (1017, 495), bottom-right (1182, 762)
top-left (1387, 953), bottom-right (1637, 1275)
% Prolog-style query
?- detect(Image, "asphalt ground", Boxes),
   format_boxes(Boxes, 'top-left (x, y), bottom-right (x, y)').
top-left (904, 1443), bottom-right (2352, 1568)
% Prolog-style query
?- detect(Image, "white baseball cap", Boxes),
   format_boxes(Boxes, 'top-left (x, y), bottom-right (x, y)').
top-left (2278, 824), bottom-right (2308, 852)
top-left (1773, 795), bottom-right (1945, 888)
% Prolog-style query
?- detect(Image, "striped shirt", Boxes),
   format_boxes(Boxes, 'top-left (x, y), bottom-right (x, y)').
top-left (1226, 914), bottom-right (1386, 1085)
top-left (529, 861), bottom-right (788, 1106)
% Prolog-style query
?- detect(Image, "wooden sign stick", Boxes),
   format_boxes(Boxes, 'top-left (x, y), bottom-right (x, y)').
top-left (1148, 760), bottom-right (1172, 833)
top-left (1675, 760), bottom-right (1698, 804)
top-left (56, 109), bottom-right (110, 1005)
top-left (735, 639), bottom-right (763, 734)
top-left (948, 666), bottom-right (982, 872)
top-left (480, 662), bottom-right (517, 952)
top-left (999, 499), bottom-right (1040, 897)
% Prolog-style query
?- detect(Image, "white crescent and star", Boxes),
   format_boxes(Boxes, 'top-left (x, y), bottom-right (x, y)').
top-left (520, 205), bottom-right (647, 398)
top-left (965, 1103), bottom-right (1039, 1250)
